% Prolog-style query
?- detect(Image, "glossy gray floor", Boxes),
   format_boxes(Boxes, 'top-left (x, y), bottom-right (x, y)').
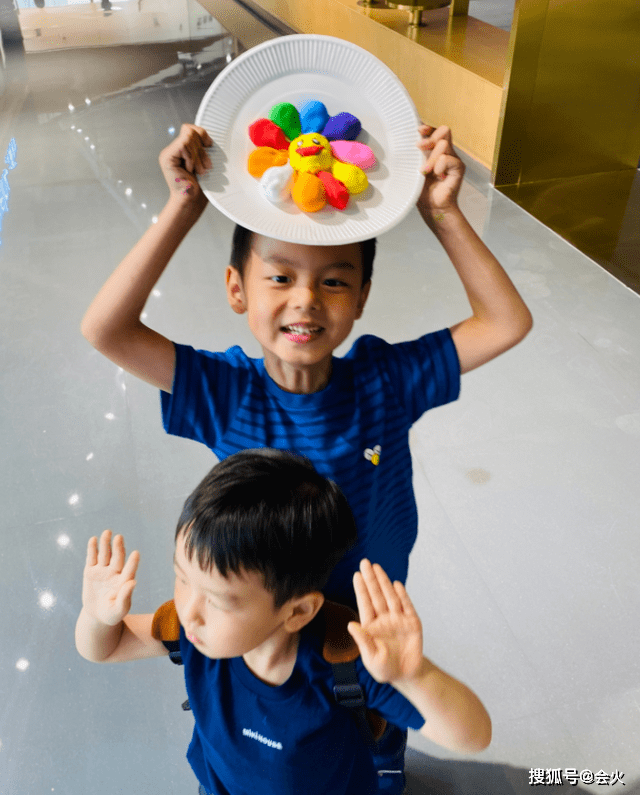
top-left (1, 8), bottom-right (640, 795)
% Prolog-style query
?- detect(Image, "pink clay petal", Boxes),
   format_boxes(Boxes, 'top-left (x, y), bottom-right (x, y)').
top-left (330, 141), bottom-right (376, 169)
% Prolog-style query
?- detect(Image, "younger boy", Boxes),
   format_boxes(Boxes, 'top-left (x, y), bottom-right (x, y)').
top-left (75, 449), bottom-right (491, 795)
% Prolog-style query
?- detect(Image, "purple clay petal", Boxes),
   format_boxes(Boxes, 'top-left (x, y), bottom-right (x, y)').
top-left (322, 112), bottom-right (362, 142)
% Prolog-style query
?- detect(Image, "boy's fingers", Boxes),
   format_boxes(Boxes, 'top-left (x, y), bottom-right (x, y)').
top-left (429, 125), bottom-right (454, 147)
top-left (97, 529), bottom-right (112, 567)
top-left (190, 124), bottom-right (213, 148)
top-left (347, 621), bottom-right (376, 659)
top-left (121, 549), bottom-right (140, 581)
top-left (434, 154), bottom-right (465, 182)
top-left (371, 563), bottom-right (402, 613)
top-left (394, 580), bottom-right (418, 619)
top-left (353, 570), bottom-right (375, 625)
top-left (423, 138), bottom-right (452, 172)
top-left (359, 559), bottom-right (388, 617)
top-left (86, 536), bottom-right (98, 567)
top-left (110, 534), bottom-right (127, 572)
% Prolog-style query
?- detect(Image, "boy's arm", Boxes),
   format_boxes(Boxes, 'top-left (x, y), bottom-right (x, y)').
top-left (348, 560), bottom-right (492, 754)
top-left (75, 530), bottom-right (167, 663)
top-left (417, 125), bottom-right (533, 375)
top-left (81, 125), bottom-right (213, 394)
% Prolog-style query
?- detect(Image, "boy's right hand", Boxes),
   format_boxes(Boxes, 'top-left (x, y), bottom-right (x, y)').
top-left (158, 123), bottom-right (213, 207)
top-left (82, 529), bottom-right (140, 626)
top-left (348, 559), bottom-right (424, 686)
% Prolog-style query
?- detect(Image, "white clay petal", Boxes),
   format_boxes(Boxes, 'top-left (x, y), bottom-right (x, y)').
top-left (260, 163), bottom-right (294, 202)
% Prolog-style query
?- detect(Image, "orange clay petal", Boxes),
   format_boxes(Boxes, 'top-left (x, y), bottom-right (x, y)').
top-left (291, 171), bottom-right (326, 212)
top-left (248, 147), bottom-right (289, 179)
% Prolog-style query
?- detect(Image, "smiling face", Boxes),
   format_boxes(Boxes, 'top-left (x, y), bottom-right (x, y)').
top-left (289, 132), bottom-right (333, 174)
top-left (173, 529), bottom-right (293, 660)
top-left (226, 235), bottom-right (371, 393)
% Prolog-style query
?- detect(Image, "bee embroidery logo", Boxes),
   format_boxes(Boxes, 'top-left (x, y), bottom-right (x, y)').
top-left (364, 445), bottom-right (381, 466)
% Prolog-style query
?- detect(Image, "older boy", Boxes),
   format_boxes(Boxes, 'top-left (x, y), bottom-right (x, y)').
top-left (75, 449), bottom-right (491, 795)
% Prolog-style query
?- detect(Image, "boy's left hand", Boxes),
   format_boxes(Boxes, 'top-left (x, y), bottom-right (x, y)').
top-left (417, 124), bottom-right (465, 216)
top-left (348, 559), bottom-right (424, 685)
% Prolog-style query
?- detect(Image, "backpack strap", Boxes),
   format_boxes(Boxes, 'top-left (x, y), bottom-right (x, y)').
top-left (152, 600), bottom-right (191, 711)
top-left (321, 601), bottom-right (387, 745)
top-left (151, 600), bottom-right (183, 664)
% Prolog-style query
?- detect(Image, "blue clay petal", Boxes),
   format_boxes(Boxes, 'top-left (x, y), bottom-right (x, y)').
top-left (300, 100), bottom-right (330, 134)
top-left (322, 112), bottom-right (362, 142)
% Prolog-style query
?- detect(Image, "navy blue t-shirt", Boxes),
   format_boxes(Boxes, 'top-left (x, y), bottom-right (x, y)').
top-left (162, 332), bottom-right (460, 605)
top-left (181, 611), bottom-right (425, 795)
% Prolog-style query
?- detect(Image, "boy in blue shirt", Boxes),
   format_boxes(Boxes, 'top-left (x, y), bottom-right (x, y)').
top-left (75, 449), bottom-right (491, 795)
top-left (81, 122), bottom-right (532, 606)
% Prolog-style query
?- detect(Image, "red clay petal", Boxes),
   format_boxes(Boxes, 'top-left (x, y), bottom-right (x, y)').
top-left (248, 119), bottom-right (290, 151)
top-left (317, 171), bottom-right (349, 210)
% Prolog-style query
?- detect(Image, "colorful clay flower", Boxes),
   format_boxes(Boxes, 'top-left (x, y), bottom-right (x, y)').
top-left (247, 100), bottom-right (377, 213)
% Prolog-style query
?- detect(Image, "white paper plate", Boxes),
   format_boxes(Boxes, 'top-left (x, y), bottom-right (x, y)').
top-left (195, 34), bottom-right (423, 245)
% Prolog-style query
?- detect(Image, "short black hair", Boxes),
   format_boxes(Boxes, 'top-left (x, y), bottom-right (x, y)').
top-left (176, 449), bottom-right (357, 608)
top-left (230, 224), bottom-right (376, 286)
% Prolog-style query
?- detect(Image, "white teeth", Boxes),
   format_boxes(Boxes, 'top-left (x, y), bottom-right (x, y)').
top-left (285, 325), bottom-right (321, 333)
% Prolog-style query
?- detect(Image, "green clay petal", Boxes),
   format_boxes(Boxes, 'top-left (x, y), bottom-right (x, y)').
top-left (268, 103), bottom-right (302, 141)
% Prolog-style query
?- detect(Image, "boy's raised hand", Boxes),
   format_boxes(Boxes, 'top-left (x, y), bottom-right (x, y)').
top-left (158, 123), bottom-right (213, 207)
top-left (348, 559), bottom-right (424, 685)
top-left (417, 124), bottom-right (465, 217)
top-left (82, 529), bottom-right (140, 627)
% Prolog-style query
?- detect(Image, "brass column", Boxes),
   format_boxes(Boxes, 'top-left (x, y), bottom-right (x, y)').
top-left (493, 0), bottom-right (640, 274)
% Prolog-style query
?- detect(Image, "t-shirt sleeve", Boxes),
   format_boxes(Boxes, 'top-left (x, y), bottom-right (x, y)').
top-left (160, 343), bottom-right (250, 449)
top-left (356, 660), bottom-right (425, 731)
top-left (370, 329), bottom-right (460, 425)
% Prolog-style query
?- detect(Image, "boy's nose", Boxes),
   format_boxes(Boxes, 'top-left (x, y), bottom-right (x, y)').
top-left (292, 284), bottom-right (320, 310)
top-left (181, 596), bottom-right (202, 626)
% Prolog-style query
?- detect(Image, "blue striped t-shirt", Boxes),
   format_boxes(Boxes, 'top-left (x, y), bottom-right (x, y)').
top-left (161, 331), bottom-right (460, 605)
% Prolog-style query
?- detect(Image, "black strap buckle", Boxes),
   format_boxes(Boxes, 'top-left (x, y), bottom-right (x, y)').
top-left (333, 683), bottom-right (366, 709)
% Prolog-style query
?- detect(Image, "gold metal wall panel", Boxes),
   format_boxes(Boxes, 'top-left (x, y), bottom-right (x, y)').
top-left (495, 0), bottom-right (640, 186)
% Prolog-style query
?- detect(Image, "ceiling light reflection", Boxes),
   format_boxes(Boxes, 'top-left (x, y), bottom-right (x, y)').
top-left (38, 590), bottom-right (56, 610)
top-left (16, 658), bottom-right (29, 672)
top-left (68, 493), bottom-right (80, 506)
top-left (57, 533), bottom-right (71, 548)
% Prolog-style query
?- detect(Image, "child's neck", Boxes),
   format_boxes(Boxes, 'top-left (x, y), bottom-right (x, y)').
top-left (263, 352), bottom-right (332, 394)
top-left (242, 630), bottom-right (300, 687)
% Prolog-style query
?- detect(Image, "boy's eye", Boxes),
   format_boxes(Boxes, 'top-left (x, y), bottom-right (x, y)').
top-left (269, 275), bottom-right (290, 284)
top-left (324, 278), bottom-right (347, 287)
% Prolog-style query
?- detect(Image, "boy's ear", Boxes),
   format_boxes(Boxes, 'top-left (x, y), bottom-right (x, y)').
top-left (355, 280), bottom-right (371, 320)
top-left (283, 592), bottom-right (325, 634)
top-left (226, 266), bottom-right (247, 314)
